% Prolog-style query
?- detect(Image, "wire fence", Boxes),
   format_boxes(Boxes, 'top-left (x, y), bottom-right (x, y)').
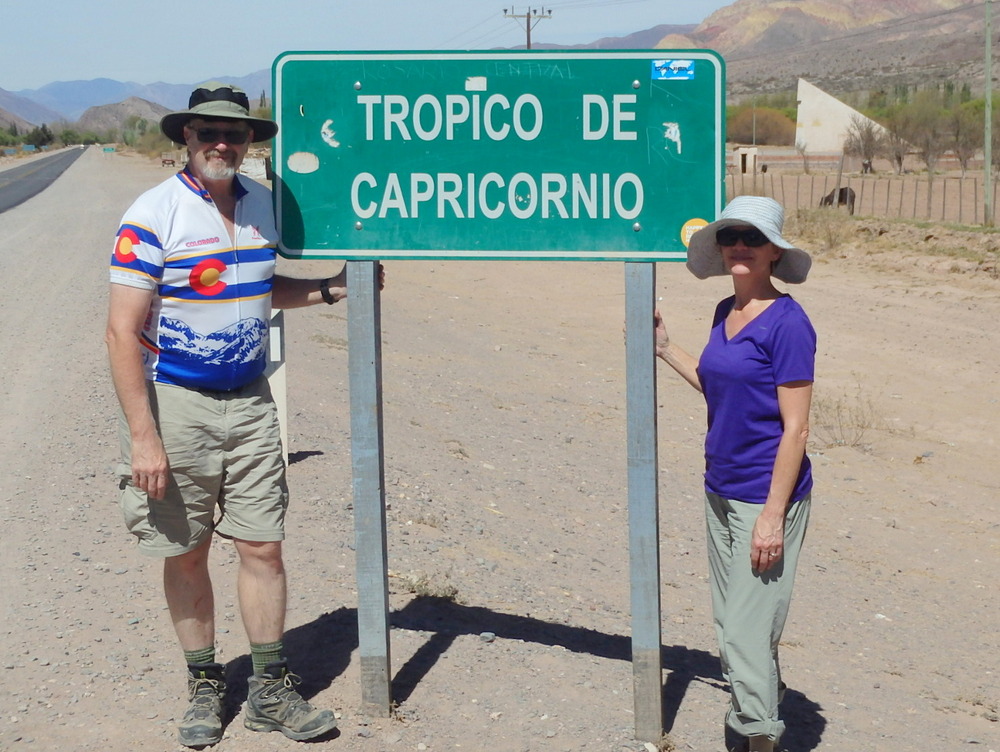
top-left (729, 171), bottom-right (1000, 226)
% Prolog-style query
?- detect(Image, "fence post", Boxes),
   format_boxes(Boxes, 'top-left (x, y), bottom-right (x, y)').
top-left (974, 177), bottom-right (979, 224)
top-left (959, 177), bottom-right (964, 224)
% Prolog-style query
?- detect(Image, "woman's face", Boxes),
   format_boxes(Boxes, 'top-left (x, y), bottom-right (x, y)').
top-left (716, 225), bottom-right (783, 278)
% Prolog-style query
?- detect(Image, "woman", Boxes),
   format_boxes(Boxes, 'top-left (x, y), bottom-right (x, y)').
top-left (656, 196), bottom-right (816, 752)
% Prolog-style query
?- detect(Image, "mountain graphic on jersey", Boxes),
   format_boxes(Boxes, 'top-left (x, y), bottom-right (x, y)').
top-left (159, 316), bottom-right (268, 367)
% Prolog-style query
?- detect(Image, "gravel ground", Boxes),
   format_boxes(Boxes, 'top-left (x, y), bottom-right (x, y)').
top-left (1, 148), bottom-right (997, 752)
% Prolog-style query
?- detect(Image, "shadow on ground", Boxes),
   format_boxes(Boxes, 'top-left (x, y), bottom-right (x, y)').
top-left (224, 596), bottom-right (825, 749)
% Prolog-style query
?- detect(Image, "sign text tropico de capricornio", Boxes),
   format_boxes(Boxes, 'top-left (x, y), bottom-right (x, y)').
top-left (273, 51), bottom-right (725, 261)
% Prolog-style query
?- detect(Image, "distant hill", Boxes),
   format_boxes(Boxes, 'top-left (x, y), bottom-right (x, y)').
top-left (19, 78), bottom-right (186, 121)
top-left (0, 88), bottom-right (62, 127)
top-left (0, 107), bottom-right (35, 135)
top-left (523, 24), bottom-right (696, 50)
top-left (76, 97), bottom-right (171, 137)
top-left (1, 0), bottom-right (991, 124)
top-left (661, 0), bottom-right (985, 99)
top-left (666, 0), bottom-right (972, 56)
top-left (5, 70), bottom-right (270, 125)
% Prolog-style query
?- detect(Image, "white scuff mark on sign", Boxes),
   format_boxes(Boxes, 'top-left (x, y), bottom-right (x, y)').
top-left (287, 152), bottom-right (320, 174)
top-left (321, 119), bottom-right (340, 148)
top-left (663, 122), bottom-right (681, 153)
top-left (465, 76), bottom-right (488, 92)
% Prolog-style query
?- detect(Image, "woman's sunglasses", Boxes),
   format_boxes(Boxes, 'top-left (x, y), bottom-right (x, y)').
top-left (194, 127), bottom-right (250, 145)
top-left (716, 227), bottom-right (770, 247)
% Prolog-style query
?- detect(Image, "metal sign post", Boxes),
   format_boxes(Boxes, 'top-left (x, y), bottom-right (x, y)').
top-left (624, 261), bottom-right (661, 740)
top-left (272, 49), bottom-right (724, 740)
top-left (346, 261), bottom-right (391, 713)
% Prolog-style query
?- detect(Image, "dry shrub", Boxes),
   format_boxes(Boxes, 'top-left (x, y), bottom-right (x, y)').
top-left (727, 107), bottom-right (796, 145)
top-left (788, 208), bottom-right (853, 253)
top-left (812, 380), bottom-right (887, 450)
top-left (392, 572), bottom-right (459, 601)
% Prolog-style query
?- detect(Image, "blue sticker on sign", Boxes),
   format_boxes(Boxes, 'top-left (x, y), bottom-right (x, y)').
top-left (652, 59), bottom-right (695, 81)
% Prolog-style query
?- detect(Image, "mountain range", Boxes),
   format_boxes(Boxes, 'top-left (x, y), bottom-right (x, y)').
top-left (0, 0), bottom-right (987, 132)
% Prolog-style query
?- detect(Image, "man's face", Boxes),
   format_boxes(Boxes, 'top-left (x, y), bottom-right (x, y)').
top-left (184, 118), bottom-right (252, 181)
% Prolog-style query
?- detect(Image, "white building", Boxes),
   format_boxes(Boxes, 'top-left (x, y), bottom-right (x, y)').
top-left (795, 78), bottom-right (882, 154)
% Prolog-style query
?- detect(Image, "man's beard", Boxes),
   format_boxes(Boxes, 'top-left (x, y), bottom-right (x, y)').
top-left (201, 160), bottom-right (236, 181)
top-left (201, 151), bottom-right (237, 180)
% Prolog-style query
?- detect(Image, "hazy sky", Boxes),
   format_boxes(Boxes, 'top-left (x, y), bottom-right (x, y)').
top-left (2, 0), bottom-right (732, 91)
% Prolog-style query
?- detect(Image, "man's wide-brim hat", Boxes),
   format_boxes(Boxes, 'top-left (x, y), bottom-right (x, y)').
top-left (686, 195), bottom-right (812, 284)
top-left (160, 81), bottom-right (278, 145)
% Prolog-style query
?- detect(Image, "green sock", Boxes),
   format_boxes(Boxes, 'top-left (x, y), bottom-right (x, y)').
top-left (184, 646), bottom-right (216, 667)
top-left (250, 641), bottom-right (283, 675)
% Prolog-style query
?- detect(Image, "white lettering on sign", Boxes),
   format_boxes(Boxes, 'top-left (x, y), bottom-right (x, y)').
top-left (351, 171), bottom-right (643, 221)
top-left (582, 94), bottom-right (638, 141)
top-left (358, 93), bottom-right (543, 142)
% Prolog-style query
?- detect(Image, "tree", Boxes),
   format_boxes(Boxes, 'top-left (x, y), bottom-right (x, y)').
top-left (898, 90), bottom-right (949, 214)
top-left (726, 106), bottom-right (795, 146)
top-left (795, 140), bottom-right (811, 174)
top-left (23, 123), bottom-right (55, 148)
top-left (121, 115), bottom-right (150, 147)
top-left (949, 100), bottom-right (984, 177)
top-left (843, 114), bottom-right (885, 168)
top-left (136, 128), bottom-right (173, 156)
top-left (57, 128), bottom-right (81, 147)
top-left (880, 106), bottom-right (911, 175)
top-left (251, 105), bottom-right (274, 143)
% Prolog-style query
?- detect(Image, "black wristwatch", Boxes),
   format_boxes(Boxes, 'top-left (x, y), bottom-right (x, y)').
top-left (319, 278), bottom-right (336, 304)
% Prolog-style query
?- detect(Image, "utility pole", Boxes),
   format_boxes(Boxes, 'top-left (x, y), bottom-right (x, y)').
top-left (986, 0), bottom-right (994, 226)
top-left (503, 6), bottom-right (552, 50)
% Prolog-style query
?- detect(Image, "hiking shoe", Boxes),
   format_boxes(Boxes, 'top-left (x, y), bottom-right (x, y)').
top-left (244, 660), bottom-right (337, 741)
top-left (178, 662), bottom-right (226, 748)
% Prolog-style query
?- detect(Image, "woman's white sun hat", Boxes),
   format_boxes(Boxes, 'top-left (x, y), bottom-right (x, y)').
top-left (686, 195), bottom-right (812, 284)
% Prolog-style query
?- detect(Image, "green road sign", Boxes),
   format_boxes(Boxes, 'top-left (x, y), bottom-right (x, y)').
top-left (273, 50), bottom-right (725, 261)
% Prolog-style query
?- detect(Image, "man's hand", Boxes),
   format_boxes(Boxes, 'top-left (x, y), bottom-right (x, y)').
top-left (654, 309), bottom-right (670, 359)
top-left (130, 433), bottom-right (170, 500)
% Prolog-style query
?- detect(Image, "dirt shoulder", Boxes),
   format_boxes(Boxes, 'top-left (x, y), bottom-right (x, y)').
top-left (0, 150), bottom-right (997, 752)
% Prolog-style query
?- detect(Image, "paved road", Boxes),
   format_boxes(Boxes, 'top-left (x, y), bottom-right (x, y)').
top-left (0, 146), bottom-right (86, 214)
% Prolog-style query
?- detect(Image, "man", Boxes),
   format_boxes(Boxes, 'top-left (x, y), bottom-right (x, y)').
top-left (107, 82), bottom-right (372, 747)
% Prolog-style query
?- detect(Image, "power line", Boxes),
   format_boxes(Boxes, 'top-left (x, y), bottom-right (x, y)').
top-left (503, 6), bottom-right (553, 49)
top-left (434, 13), bottom-right (512, 49)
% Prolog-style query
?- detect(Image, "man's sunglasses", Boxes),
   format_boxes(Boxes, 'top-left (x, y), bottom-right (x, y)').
top-left (716, 227), bottom-right (770, 247)
top-left (193, 127), bottom-right (250, 145)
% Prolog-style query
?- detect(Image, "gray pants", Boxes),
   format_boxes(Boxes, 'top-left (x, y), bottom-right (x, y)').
top-left (705, 492), bottom-right (811, 742)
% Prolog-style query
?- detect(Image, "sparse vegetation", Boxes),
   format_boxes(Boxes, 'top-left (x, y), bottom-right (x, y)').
top-left (844, 114), bottom-right (884, 167)
top-left (788, 208), bottom-right (852, 252)
top-left (811, 380), bottom-right (887, 450)
top-left (727, 105), bottom-right (796, 146)
top-left (392, 571), bottom-right (460, 601)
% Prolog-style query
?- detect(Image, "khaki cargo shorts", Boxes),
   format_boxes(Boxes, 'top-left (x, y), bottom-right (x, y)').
top-left (117, 376), bottom-right (288, 557)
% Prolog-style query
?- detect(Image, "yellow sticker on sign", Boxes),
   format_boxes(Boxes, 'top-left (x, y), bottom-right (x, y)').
top-left (681, 218), bottom-right (709, 248)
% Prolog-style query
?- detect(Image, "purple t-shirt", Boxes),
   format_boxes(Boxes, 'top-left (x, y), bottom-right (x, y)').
top-left (697, 294), bottom-right (816, 504)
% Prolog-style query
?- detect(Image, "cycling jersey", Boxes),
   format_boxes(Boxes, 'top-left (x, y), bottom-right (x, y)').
top-left (110, 168), bottom-right (278, 391)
